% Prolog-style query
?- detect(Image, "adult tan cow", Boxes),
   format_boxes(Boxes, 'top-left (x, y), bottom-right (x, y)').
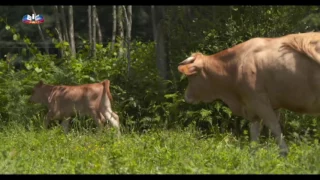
top-left (29, 79), bottom-right (120, 135)
top-left (178, 32), bottom-right (320, 156)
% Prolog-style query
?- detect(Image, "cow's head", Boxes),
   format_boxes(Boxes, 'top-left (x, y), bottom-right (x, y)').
top-left (29, 80), bottom-right (45, 103)
top-left (178, 53), bottom-right (213, 104)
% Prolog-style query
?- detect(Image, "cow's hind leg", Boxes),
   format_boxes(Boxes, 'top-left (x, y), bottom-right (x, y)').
top-left (251, 101), bottom-right (289, 157)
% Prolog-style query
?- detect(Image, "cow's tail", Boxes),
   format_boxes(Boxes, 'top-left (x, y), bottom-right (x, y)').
top-left (281, 32), bottom-right (320, 65)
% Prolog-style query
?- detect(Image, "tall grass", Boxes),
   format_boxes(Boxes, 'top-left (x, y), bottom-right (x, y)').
top-left (0, 121), bottom-right (319, 174)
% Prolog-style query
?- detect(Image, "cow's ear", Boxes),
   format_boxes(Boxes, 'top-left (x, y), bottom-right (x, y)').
top-left (178, 64), bottom-right (197, 76)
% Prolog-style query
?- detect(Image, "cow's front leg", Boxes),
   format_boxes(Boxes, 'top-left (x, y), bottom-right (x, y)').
top-left (274, 109), bottom-right (284, 131)
top-left (250, 100), bottom-right (289, 157)
top-left (247, 109), bottom-right (281, 143)
top-left (250, 118), bottom-right (262, 143)
top-left (241, 107), bottom-right (261, 143)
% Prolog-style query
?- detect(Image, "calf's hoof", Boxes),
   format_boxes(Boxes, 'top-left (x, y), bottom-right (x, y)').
top-left (279, 149), bottom-right (288, 157)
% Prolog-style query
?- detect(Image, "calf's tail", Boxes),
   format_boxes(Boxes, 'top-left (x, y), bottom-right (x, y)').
top-left (100, 79), bottom-right (120, 135)
top-left (100, 79), bottom-right (113, 109)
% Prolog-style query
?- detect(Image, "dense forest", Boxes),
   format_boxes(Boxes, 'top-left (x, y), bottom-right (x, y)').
top-left (0, 5), bottom-right (320, 140)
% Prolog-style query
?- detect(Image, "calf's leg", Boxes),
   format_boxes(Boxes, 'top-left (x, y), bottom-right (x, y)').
top-left (61, 118), bottom-right (71, 133)
top-left (45, 110), bottom-right (55, 129)
top-left (101, 109), bottom-right (120, 136)
top-left (89, 110), bottom-right (104, 130)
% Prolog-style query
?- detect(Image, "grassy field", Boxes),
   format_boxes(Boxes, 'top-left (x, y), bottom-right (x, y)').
top-left (0, 122), bottom-right (319, 174)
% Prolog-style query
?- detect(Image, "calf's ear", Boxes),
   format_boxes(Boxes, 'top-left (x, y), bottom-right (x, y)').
top-left (36, 80), bottom-right (43, 87)
top-left (178, 64), bottom-right (197, 76)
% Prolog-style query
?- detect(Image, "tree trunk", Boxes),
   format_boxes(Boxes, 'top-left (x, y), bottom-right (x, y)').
top-left (111, 5), bottom-right (117, 51)
top-left (151, 6), bottom-right (157, 41)
top-left (117, 6), bottom-right (124, 58)
top-left (186, 6), bottom-right (193, 21)
top-left (68, 5), bottom-right (76, 57)
top-left (53, 5), bottom-right (64, 57)
top-left (151, 6), bottom-right (168, 80)
top-left (92, 5), bottom-right (97, 58)
top-left (30, 5), bottom-right (49, 54)
top-left (88, 6), bottom-right (92, 49)
top-left (95, 8), bottom-right (103, 45)
top-left (155, 24), bottom-right (168, 80)
top-left (60, 6), bottom-right (70, 43)
top-left (122, 6), bottom-right (132, 76)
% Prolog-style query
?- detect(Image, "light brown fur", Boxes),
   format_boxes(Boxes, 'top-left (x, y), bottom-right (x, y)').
top-left (178, 32), bottom-right (320, 156)
top-left (29, 80), bottom-right (120, 134)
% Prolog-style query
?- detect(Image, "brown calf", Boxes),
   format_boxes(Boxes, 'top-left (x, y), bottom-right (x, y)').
top-left (29, 79), bottom-right (120, 134)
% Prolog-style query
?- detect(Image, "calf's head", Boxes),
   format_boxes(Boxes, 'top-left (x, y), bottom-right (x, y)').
top-left (178, 53), bottom-right (212, 104)
top-left (29, 80), bottom-right (47, 104)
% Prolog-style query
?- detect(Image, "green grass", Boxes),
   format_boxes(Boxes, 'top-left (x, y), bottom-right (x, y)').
top-left (0, 122), bottom-right (319, 174)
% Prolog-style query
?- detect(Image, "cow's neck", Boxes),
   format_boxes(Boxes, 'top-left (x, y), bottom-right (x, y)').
top-left (205, 53), bottom-right (238, 84)
top-left (204, 53), bottom-right (241, 115)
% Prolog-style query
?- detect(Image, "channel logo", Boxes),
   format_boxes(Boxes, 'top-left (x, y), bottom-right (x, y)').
top-left (22, 14), bottom-right (44, 24)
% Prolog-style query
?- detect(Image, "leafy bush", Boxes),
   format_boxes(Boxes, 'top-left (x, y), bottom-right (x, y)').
top-left (1, 6), bottom-right (320, 142)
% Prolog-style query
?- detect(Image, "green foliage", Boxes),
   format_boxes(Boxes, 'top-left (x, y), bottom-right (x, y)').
top-left (1, 6), bottom-right (320, 143)
top-left (0, 124), bottom-right (319, 174)
top-left (0, 21), bottom-right (172, 134)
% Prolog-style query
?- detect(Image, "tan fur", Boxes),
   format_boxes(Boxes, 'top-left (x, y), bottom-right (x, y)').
top-left (281, 32), bottom-right (320, 65)
top-left (29, 80), bottom-right (120, 134)
top-left (178, 32), bottom-right (320, 156)
top-left (104, 80), bottom-right (113, 102)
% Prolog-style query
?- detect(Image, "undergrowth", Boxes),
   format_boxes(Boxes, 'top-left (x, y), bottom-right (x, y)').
top-left (0, 122), bottom-right (319, 174)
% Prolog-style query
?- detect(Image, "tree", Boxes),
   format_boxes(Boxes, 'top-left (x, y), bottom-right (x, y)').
top-left (111, 5), bottom-right (117, 51)
top-left (68, 5), bottom-right (76, 57)
top-left (53, 5), bottom-right (64, 57)
top-left (30, 5), bottom-right (49, 54)
top-left (123, 5), bottom-right (132, 76)
top-left (151, 6), bottom-right (168, 80)
top-left (151, 6), bottom-right (157, 43)
top-left (95, 8), bottom-right (103, 44)
top-left (88, 6), bottom-right (92, 49)
top-left (60, 6), bottom-right (70, 43)
top-left (92, 5), bottom-right (97, 58)
top-left (117, 6), bottom-right (124, 58)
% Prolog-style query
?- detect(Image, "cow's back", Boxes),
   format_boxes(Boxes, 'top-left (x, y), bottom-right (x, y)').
top-left (238, 36), bottom-right (320, 114)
